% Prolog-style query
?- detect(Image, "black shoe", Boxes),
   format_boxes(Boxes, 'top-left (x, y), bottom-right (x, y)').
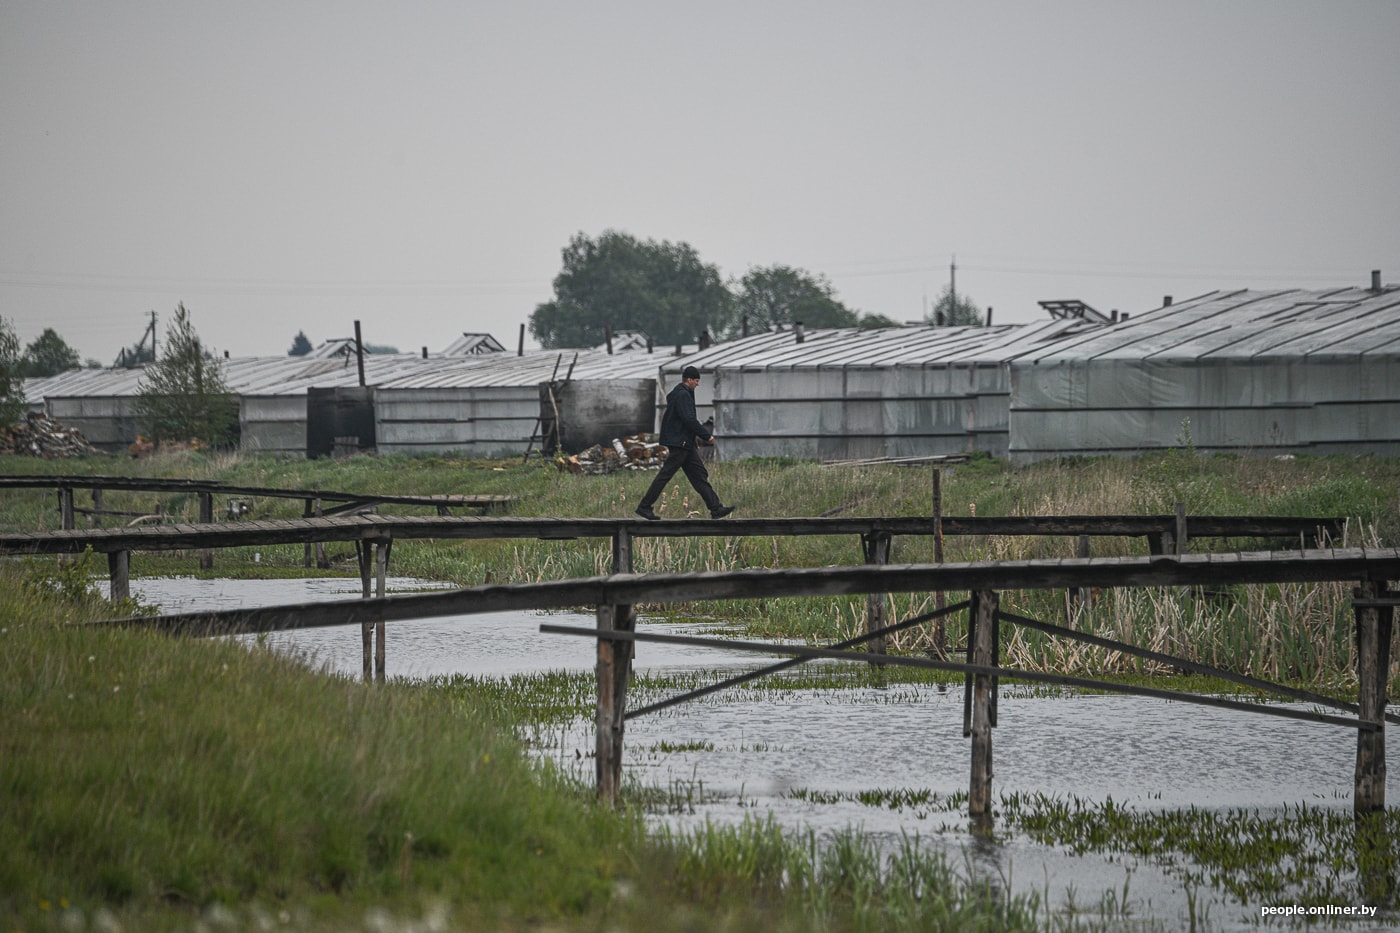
top-left (710, 505), bottom-right (735, 519)
top-left (635, 506), bottom-right (660, 521)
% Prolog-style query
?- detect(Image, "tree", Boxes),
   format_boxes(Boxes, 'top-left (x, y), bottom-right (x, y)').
top-left (0, 316), bottom-right (25, 428)
top-left (857, 313), bottom-right (901, 329)
top-left (728, 265), bottom-right (859, 336)
top-left (20, 328), bottom-right (81, 377)
top-left (926, 283), bottom-right (985, 327)
top-left (529, 230), bottom-right (734, 348)
top-left (134, 304), bottom-right (238, 447)
top-left (288, 331), bottom-right (313, 356)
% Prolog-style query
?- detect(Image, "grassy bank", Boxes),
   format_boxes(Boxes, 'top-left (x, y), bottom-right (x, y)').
top-left (4, 450), bottom-right (1398, 928)
top-left (1, 560), bottom-right (1054, 932)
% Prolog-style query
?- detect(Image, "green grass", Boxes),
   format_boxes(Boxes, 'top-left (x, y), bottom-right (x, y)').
top-left (5, 448), bottom-right (1399, 929)
top-left (4, 447), bottom-right (1396, 692)
top-left (1, 559), bottom-right (1054, 932)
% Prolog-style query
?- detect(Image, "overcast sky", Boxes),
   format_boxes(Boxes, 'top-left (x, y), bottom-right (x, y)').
top-left (3, 1), bottom-right (1397, 364)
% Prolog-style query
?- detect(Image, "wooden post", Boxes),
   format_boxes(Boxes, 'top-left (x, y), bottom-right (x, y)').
top-left (862, 532), bottom-right (891, 661)
top-left (968, 589), bottom-right (999, 819)
top-left (357, 540), bottom-right (373, 680)
top-left (1070, 534), bottom-right (1092, 613)
top-left (375, 540), bottom-right (390, 682)
top-left (932, 468), bottom-right (947, 656)
top-left (315, 498), bottom-right (328, 569)
top-left (59, 487), bottom-right (75, 530)
top-left (1355, 580), bottom-right (1392, 815)
top-left (91, 488), bottom-right (103, 528)
top-left (303, 498), bottom-right (315, 567)
top-left (1175, 502), bottom-right (1188, 556)
top-left (596, 529), bottom-right (636, 805)
top-left (107, 550), bottom-right (130, 602)
top-left (198, 492), bottom-right (214, 570)
top-left (595, 602), bottom-right (625, 805)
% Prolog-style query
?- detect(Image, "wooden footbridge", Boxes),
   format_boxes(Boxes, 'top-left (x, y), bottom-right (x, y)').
top-left (45, 504), bottom-right (1398, 820)
top-left (0, 474), bottom-right (513, 528)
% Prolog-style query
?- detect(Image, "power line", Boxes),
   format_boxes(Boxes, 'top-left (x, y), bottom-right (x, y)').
top-left (0, 270), bottom-right (545, 298)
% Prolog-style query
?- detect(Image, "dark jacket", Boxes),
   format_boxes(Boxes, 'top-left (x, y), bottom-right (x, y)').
top-left (658, 381), bottom-right (711, 449)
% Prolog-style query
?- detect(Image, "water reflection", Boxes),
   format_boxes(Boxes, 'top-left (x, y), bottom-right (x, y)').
top-left (129, 576), bottom-right (770, 679)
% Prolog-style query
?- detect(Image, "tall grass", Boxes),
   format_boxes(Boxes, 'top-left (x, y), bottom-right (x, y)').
top-left (1, 560), bottom-right (1052, 932)
top-left (0, 561), bottom-right (637, 926)
top-left (3, 448), bottom-right (1397, 689)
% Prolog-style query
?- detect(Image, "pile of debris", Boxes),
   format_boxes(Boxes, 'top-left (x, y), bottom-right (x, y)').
top-left (1, 412), bottom-right (105, 458)
top-left (556, 433), bottom-right (670, 475)
top-left (128, 436), bottom-right (208, 458)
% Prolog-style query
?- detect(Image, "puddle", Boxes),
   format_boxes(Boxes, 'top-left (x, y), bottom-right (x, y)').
top-left (128, 575), bottom-right (769, 678)
top-left (130, 575), bottom-right (1400, 932)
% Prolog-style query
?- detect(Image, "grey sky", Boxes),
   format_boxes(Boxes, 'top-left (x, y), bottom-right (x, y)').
top-left (3, 1), bottom-right (1397, 364)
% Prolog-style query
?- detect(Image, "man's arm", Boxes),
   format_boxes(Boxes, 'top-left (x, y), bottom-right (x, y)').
top-left (674, 389), bottom-right (712, 441)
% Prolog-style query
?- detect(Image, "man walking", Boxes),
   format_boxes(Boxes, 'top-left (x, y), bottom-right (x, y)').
top-left (635, 366), bottom-right (735, 520)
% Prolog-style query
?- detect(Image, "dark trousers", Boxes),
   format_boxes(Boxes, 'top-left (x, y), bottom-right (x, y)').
top-left (639, 444), bottom-right (721, 512)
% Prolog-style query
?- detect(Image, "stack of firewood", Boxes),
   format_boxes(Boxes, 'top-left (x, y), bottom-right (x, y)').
top-left (555, 434), bottom-right (670, 474)
top-left (1, 413), bottom-right (104, 458)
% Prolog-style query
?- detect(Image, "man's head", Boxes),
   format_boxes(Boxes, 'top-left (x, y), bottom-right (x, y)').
top-left (682, 365), bottom-right (701, 386)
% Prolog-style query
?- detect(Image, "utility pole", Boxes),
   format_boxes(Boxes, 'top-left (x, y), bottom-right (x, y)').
top-left (950, 255), bottom-right (957, 323)
top-left (148, 310), bottom-right (158, 361)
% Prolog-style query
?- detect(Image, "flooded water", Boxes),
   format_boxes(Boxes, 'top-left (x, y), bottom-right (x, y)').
top-left (132, 575), bottom-right (1399, 932)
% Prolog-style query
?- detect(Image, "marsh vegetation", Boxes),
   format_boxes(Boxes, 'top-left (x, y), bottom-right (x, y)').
top-left (2, 449), bottom-right (1397, 930)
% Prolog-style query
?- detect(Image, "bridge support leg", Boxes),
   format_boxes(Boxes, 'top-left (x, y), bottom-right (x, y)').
top-left (316, 499), bottom-right (328, 569)
top-left (862, 532), bottom-right (891, 662)
top-left (375, 541), bottom-right (390, 683)
top-left (968, 589), bottom-right (999, 821)
top-left (1355, 580), bottom-right (1392, 815)
top-left (1069, 535), bottom-right (1092, 615)
top-left (59, 487), bottom-right (75, 530)
top-left (356, 541), bottom-right (373, 680)
top-left (303, 499), bottom-right (315, 568)
top-left (107, 550), bottom-right (129, 602)
top-left (198, 492), bottom-right (213, 570)
top-left (932, 468), bottom-right (947, 657)
top-left (596, 529), bottom-right (635, 806)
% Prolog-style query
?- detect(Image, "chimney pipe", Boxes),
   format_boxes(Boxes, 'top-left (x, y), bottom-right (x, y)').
top-left (699, 330), bottom-right (711, 350)
top-left (742, 315), bottom-right (749, 338)
top-left (1163, 295), bottom-right (1173, 307)
top-left (985, 306), bottom-right (993, 326)
top-left (646, 334), bottom-right (653, 353)
top-left (795, 322), bottom-right (805, 344)
top-left (353, 320), bottom-right (366, 387)
top-left (1111, 309), bottom-right (1119, 323)
top-left (605, 324), bottom-right (613, 355)
top-left (518, 323), bottom-right (525, 356)
top-left (421, 347), bottom-right (428, 359)
top-left (1373, 270), bottom-right (1382, 291)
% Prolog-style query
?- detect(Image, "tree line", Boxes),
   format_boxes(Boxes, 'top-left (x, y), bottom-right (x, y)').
top-left (1, 305), bottom-right (237, 447)
top-left (529, 230), bottom-right (983, 349)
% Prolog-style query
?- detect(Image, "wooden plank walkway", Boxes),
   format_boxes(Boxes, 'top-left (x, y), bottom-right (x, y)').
top-left (94, 547), bottom-right (1400, 634)
top-left (0, 513), bottom-right (1343, 556)
top-left (0, 474), bottom-right (515, 527)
